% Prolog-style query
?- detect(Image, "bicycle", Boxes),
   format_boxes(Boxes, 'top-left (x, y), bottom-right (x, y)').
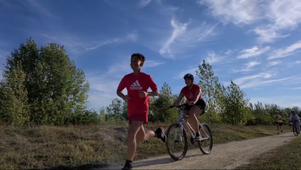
top-left (165, 104), bottom-right (213, 161)
top-left (289, 120), bottom-right (301, 136)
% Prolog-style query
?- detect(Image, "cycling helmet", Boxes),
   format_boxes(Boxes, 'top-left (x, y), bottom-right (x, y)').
top-left (183, 73), bottom-right (194, 81)
top-left (292, 110), bottom-right (296, 114)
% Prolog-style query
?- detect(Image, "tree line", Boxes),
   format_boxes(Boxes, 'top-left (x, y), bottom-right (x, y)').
top-left (0, 38), bottom-right (299, 127)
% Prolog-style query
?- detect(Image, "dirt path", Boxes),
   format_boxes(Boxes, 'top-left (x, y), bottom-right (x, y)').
top-left (97, 132), bottom-right (294, 170)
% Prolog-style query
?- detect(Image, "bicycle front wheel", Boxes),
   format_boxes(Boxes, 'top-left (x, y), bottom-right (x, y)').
top-left (166, 123), bottom-right (188, 161)
top-left (198, 123), bottom-right (213, 154)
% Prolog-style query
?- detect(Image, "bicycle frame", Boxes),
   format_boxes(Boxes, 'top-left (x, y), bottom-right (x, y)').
top-left (174, 105), bottom-right (209, 141)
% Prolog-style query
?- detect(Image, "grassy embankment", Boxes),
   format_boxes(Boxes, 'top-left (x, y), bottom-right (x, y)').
top-left (0, 122), bottom-right (292, 170)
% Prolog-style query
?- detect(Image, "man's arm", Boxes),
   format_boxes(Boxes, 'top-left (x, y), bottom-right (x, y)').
top-left (117, 90), bottom-right (126, 99)
top-left (147, 90), bottom-right (159, 96)
top-left (148, 75), bottom-right (160, 97)
top-left (116, 76), bottom-right (126, 100)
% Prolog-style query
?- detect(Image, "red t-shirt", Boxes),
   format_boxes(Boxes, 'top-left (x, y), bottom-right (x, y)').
top-left (117, 72), bottom-right (158, 116)
top-left (180, 84), bottom-right (202, 102)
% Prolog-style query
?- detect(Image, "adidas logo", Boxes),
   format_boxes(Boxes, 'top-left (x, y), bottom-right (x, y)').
top-left (130, 80), bottom-right (143, 90)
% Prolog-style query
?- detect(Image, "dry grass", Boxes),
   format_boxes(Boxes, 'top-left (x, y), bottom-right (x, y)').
top-left (235, 133), bottom-right (301, 170)
top-left (0, 122), bottom-right (291, 170)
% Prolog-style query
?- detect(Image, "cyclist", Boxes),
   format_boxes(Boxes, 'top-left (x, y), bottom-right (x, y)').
top-left (117, 53), bottom-right (166, 170)
top-left (289, 110), bottom-right (300, 134)
top-left (275, 112), bottom-right (283, 134)
top-left (170, 73), bottom-right (206, 140)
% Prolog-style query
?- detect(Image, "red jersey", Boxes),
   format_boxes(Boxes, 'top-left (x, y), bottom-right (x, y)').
top-left (117, 72), bottom-right (158, 117)
top-left (180, 84), bottom-right (202, 102)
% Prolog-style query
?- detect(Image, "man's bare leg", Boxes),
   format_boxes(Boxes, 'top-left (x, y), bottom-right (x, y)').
top-left (123, 121), bottom-right (166, 170)
top-left (126, 121), bottom-right (144, 161)
top-left (136, 125), bottom-right (155, 143)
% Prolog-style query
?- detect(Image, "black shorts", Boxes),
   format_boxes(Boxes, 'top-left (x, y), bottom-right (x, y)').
top-left (277, 122), bottom-right (283, 126)
top-left (184, 98), bottom-right (206, 112)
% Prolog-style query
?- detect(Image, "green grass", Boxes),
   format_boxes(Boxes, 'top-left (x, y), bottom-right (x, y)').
top-left (0, 122), bottom-right (291, 170)
top-left (235, 133), bottom-right (301, 170)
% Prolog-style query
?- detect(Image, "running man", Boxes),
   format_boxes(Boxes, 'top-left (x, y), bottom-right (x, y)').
top-left (116, 53), bottom-right (166, 170)
top-left (275, 112), bottom-right (283, 134)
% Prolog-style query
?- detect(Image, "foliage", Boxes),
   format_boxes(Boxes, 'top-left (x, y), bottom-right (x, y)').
top-left (0, 38), bottom-right (90, 126)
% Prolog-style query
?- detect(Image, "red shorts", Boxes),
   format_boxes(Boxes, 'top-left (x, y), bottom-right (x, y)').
top-left (128, 114), bottom-right (148, 125)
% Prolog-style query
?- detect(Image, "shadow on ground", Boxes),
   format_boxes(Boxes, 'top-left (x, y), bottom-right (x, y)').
top-left (132, 153), bottom-right (202, 168)
top-left (26, 150), bottom-right (204, 170)
top-left (32, 153), bottom-right (203, 170)
top-left (270, 134), bottom-right (295, 138)
top-left (27, 163), bottom-right (118, 170)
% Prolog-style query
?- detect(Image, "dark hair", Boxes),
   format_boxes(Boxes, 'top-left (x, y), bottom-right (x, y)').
top-left (131, 53), bottom-right (146, 63)
top-left (183, 73), bottom-right (194, 81)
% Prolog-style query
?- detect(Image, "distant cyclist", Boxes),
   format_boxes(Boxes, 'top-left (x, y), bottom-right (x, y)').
top-left (289, 110), bottom-right (300, 134)
top-left (170, 73), bottom-right (206, 141)
top-left (275, 112), bottom-right (283, 134)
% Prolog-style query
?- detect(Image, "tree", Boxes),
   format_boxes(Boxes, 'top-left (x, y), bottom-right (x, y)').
top-left (196, 60), bottom-right (223, 123)
top-left (99, 107), bottom-right (106, 122)
top-left (219, 81), bottom-right (253, 125)
top-left (150, 82), bottom-right (178, 123)
top-left (0, 62), bottom-right (29, 126)
top-left (106, 98), bottom-right (124, 121)
top-left (0, 38), bottom-right (90, 126)
top-left (121, 101), bottom-right (128, 121)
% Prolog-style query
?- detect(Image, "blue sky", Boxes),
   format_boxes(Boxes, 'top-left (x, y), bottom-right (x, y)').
top-left (0, 0), bottom-right (301, 111)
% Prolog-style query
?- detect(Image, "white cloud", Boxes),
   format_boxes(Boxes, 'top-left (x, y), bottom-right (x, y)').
top-left (232, 72), bottom-right (294, 89)
top-left (268, 60), bottom-right (281, 66)
top-left (266, 0), bottom-right (301, 31)
top-left (205, 52), bottom-right (223, 64)
top-left (174, 51), bottom-right (223, 79)
top-left (159, 17), bottom-right (188, 56)
top-left (197, 0), bottom-right (261, 26)
top-left (233, 61), bottom-right (261, 73)
top-left (237, 46), bottom-right (270, 59)
top-left (137, 0), bottom-right (152, 8)
top-left (252, 0), bottom-right (301, 43)
top-left (225, 50), bottom-right (231, 55)
top-left (246, 61), bottom-right (261, 68)
top-left (40, 32), bottom-right (138, 55)
top-left (197, 0), bottom-right (301, 43)
top-left (253, 26), bottom-right (290, 43)
top-left (268, 41), bottom-right (301, 60)
top-left (23, 0), bottom-right (55, 18)
top-left (159, 17), bottom-right (217, 58)
top-left (85, 33), bottom-right (138, 51)
top-left (144, 60), bottom-right (164, 67)
top-left (175, 67), bottom-right (198, 79)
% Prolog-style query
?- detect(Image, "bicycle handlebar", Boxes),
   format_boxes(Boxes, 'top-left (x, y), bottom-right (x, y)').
top-left (169, 104), bottom-right (186, 109)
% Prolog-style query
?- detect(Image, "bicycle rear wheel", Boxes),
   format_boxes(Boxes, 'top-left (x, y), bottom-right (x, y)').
top-left (166, 123), bottom-right (188, 161)
top-left (198, 123), bottom-right (213, 154)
